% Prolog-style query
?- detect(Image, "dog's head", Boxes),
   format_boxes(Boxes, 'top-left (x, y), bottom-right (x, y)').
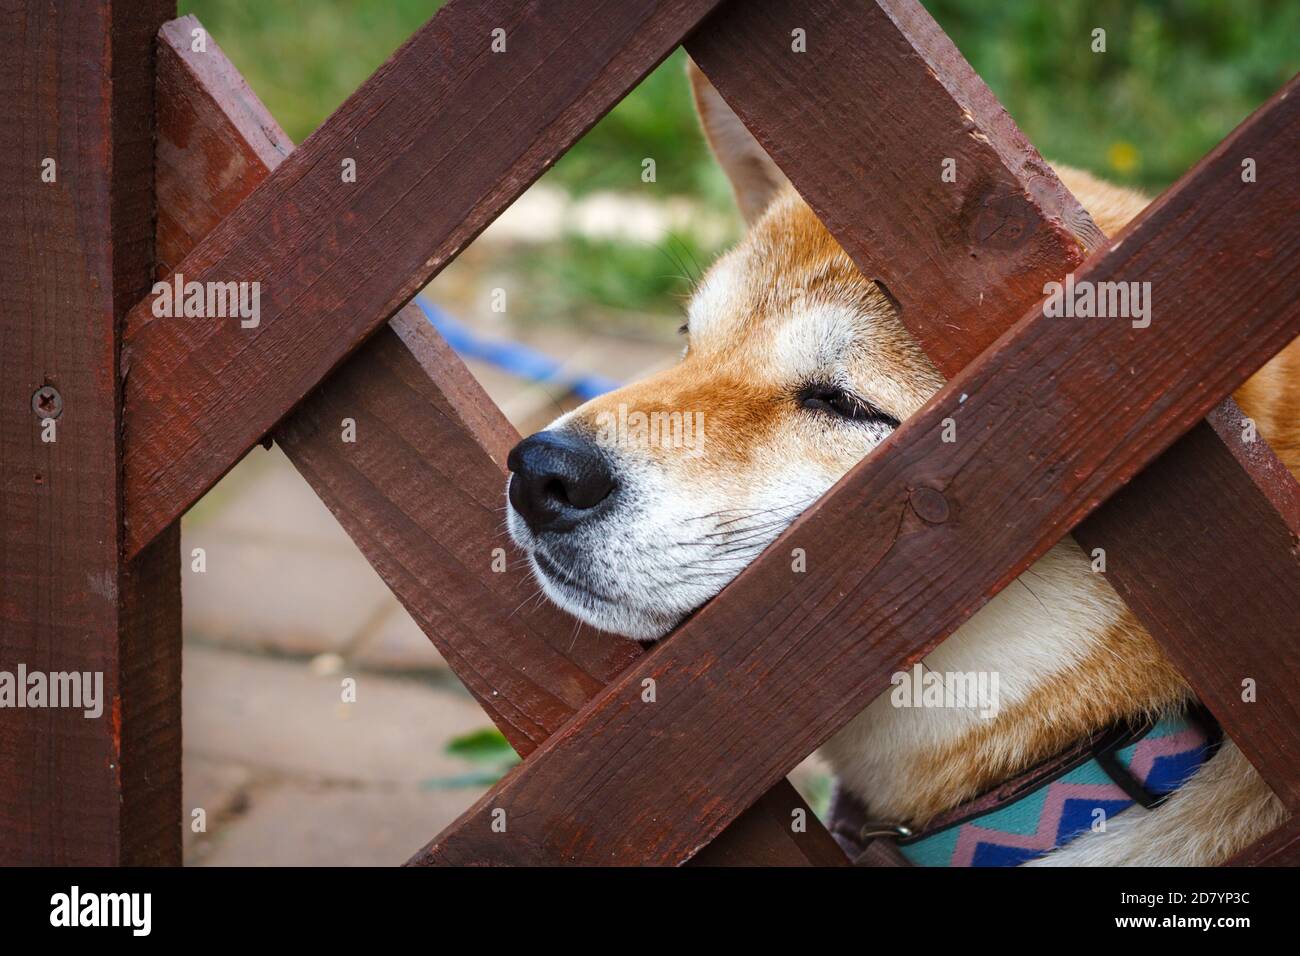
top-left (505, 63), bottom-right (942, 640)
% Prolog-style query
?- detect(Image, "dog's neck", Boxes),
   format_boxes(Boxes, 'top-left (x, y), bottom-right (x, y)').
top-left (818, 538), bottom-right (1190, 826)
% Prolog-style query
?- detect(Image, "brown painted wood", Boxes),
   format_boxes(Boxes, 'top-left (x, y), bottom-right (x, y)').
top-left (688, 0), bottom-right (1105, 380)
top-left (689, 0), bottom-right (1300, 811)
top-left (1225, 815), bottom-right (1300, 866)
top-left (120, 0), bottom-right (726, 558)
top-left (281, 312), bottom-right (645, 749)
top-left (413, 82), bottom-right (1300, 865)
top-left (0, 0), bottom-right (181, 864)
top-left (1074, 411), bottom-right (1300, 811)
top-left (155, 17), bottom-right (291, 278)
top-left (1204, 398), bottom-right (1300, 530)
top-left (156, 16), bottom-right (842, 867)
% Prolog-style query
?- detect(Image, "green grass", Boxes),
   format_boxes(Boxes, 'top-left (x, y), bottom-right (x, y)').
top-left (498, 230), bottom-right (723, 334)
top-left (179, 1), bottom-right (737, 326)
top-left (547, 49), bottom-right (735, 206)
top-left (178, 1), bottom-right (731, 201)
top-left (178, 0), bottom-right (445, 147)
top-left (420, 727), bottom-right (519, 789)
top-left (926, 0), bottom-right (1300, 190)
top-left (180, 0), bottom-right (1298, 321)
top-left (183, 0), bottom-right (1297, 196)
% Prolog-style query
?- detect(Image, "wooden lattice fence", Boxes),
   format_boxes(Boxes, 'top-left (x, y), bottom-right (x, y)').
top-left (1, 0), bottom-right (1296, 866)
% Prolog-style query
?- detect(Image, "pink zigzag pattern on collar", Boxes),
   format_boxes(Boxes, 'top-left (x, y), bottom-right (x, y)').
top-left (1125, 727), bottom-right (1206, 781)
top-left (948, 783), bottom-right (1121, 866)
top-left (945, 724), bottom-right (1210, 866)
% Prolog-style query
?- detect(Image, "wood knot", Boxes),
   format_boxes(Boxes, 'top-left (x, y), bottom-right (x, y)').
top-left (909, 486), bottom-right (949, 524)
top-left (961, 178), bottom-right (1040, 252)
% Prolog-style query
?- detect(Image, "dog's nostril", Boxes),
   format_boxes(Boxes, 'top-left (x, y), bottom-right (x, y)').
top-left (543, 478), bottom-right (571, 506)
top-left (507, 429), bottom-right (617, 533)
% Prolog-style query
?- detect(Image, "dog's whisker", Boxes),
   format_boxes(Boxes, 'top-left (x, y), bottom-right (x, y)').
top-left (701, 521), bottom-right (796, 544)
top-left (701, 516), bottom-right (792, 536)
top-left (711, 544), bottom-right (768, 558)
top-left (706, 499), bottom-right (817, 531)
top-left (682, 507), bottom-right (765, 523)
top-left (710, 510), bottom-right (787, 530)
top-left (679, 549), bottom-right (761, 566)
top-left (505, 582), bottom-right (547, 621)
top-left (682, 496), bottom-right (816, 524)
top-left (566, 617), bottom-right (585, 653)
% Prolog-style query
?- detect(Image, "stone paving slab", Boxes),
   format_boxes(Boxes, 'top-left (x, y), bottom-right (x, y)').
top-left (192, 783), bottom-right (486, 867)
top-left (183, 756), bottom-right (256, 861)
top-left (182, 532), bottom-right (393, 657)
top-left (348, 596), bottom-right (447, 672)
top-left (181, 644), bottom-right (832, 864)
top-left (196, 445), bottom-right (356, 547)
top-left (184, 645), bottom-right (494, 785)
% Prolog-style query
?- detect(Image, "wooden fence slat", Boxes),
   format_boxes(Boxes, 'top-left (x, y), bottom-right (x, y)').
top-left (412, 82), bottom-right (1300, 865)
top-left (121, 0), bottom-right (726, 559)
top-left (1073, 408), bottom-right (1300, 809)
top-left (157, 16), bottom-right (843, 867)
top-left (1225, 815), bottom-right (1300, 866)
top-left (282, 312), bottom-right (644, 747)
top-left (0, 0), bottom-right (181, 864)
top-left (691, 0), bottom-right (1102, 379)
top-left (688, 0), bottom-right (1300, 810)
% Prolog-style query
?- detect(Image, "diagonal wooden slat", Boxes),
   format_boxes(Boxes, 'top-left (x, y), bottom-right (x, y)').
top-left (414, 82), bottom-right (1300, 865)
top-left (157, 15), bottom-right (844, 867)
top-left (693, 0), bottom-right (1105, 375)
top-left (1074, 403), bottom-right (1300, 808)
top-left (1226, 815), bottom-right (1300, 866)
top-left (284, 313), bottom-right (843, 867)
top-left (686, 0), bottom-right (1300, 810)
top-left (121, 0), bottom-right (728, 558)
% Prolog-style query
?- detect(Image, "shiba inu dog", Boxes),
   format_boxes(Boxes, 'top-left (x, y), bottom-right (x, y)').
top-left (505, 62), bottom-right (1298, 865)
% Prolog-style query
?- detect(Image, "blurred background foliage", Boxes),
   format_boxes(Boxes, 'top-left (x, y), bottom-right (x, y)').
top-left (180, 0), bottom-right (1298, 322)
top-left (926, 0), bottom-right (1298, 189)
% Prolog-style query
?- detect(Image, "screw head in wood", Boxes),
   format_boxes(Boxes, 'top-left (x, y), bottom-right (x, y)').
top-left (32, 385), bottom-right (63, 419)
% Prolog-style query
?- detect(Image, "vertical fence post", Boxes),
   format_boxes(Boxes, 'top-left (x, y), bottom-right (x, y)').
top-left (0, 1), bottom-right (180, 864)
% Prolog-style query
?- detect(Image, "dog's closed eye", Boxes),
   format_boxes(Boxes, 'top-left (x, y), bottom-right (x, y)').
top-left (798, 383), bottom-right (900, 428)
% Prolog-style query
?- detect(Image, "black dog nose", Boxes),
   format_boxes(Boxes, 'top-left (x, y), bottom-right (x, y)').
top-left (507, 430), bottom-right (617, 533)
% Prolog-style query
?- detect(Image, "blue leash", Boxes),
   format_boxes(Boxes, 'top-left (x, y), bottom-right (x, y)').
top-left (413, 296), bottom-right (620, 401)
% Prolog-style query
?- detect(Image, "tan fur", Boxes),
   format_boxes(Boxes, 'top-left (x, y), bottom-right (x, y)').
top-left (1053, 165), bottom-right (1149, 239)
top-left (911, 166), bottom-right (1295, 852)
top-left (568, 188), bottom-right (943, 477)
top-left (903, 609), bottom-right (1192, 826)
top-left (688, 62), bottom-right (790, 224)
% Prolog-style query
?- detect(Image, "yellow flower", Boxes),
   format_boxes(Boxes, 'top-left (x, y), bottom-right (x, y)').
top-left (1107, 141), bottom-right (1140, 175)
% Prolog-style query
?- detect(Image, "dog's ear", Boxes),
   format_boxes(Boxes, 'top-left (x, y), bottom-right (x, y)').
top-left (688, 58), bottom-right (789, 224)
